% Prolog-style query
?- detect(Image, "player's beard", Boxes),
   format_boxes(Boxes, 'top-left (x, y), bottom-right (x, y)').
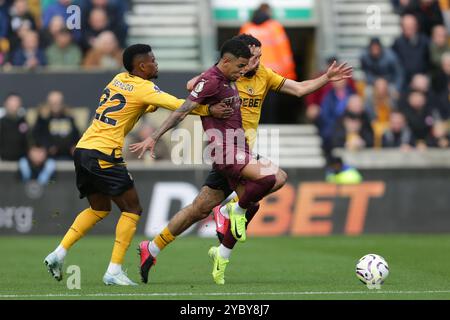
top-left (244, 69), bottom-right (256, 78)
top-left (244, 65), bottom-right (259, 78)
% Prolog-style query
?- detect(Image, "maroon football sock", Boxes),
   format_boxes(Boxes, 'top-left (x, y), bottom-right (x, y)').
top-left (238, 175), bottom-right (276, 209)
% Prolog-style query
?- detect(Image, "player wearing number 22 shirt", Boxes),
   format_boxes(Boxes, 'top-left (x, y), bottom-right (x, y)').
top-left (43, 44), bottom-right (224, 287)
top-left (75, 71), bottom-right (209, 197)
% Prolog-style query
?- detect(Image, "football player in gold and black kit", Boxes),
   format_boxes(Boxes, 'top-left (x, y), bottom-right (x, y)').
top-left (43, 44), bottom-right (232, 285)
top-left (137, 35), bottom-right (352, 285)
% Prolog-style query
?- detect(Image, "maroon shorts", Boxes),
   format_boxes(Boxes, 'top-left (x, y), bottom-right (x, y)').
top-left (213, 147), bottom-right (252, 190)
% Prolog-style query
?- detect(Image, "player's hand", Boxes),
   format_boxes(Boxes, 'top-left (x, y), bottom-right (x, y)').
top-left (186, 73), bottom-right (204, 91)
top-left (326, 61), bottom-right (353, 82)
top-left (241, 45), bottom-right (261, 75)
top-left (129, 136), bottom-right (157, 159)
top-left (209, 102), bottom-right (233, 119)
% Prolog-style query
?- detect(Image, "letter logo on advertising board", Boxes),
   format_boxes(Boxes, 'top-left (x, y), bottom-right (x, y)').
top-left (248, 182), bottom-right (386, 236)
top-left (145, 182), bottom-right (199, 237)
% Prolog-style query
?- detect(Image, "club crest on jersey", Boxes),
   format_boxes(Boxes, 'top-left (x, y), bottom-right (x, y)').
top-left (194, 80), bottom-right (207, 93)
top-left (246, 86), bottom-right (254, 95)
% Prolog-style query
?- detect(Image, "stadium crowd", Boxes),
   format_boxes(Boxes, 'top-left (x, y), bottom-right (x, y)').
top-left (0, 0), bottom-right (128, 69)
top-left (308, 0), bottom-right (450, 153)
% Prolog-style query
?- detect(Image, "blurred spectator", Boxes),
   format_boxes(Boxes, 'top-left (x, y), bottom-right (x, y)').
top-left (346, 94), bottom-right (374, 131)
top-left (8, 0), bottom-right (37, 51)
top-left (392, 14), bottom-right (430, 90)
top-left (431, 52), bottom-right (450, 119)
top-left (0, 93), bottom-right (29, 161)
top-left (413, 0), bottom-right (445, 36)
top-left (40, 15), bottom-right (65, 48)
top-left (408, 73), bottom-right (432, 94)
top-left (402, 90), bottom-right (434, 145)
top-left (45, 28), bottom-right (82, 68)
top-left (0, 8), bottom-right (8, 40)
top-left (126, 120), bottom-right (170, 161)
top-left (0, 9), bottom-right (9, 65)
top-left (393, 0), bottom-right (444, 35)
top-left (11, 30), bottom-right (46, 68)
top-left (368, 78), bottom-right (396, 122)
top-left (82, 31), bottom-right (122, 69)
top-left (239, 3), bottom-right (297, 80)
top-left (0, 0), bottom-right (13, 14)
top-left (426, 120), bottom-right (450, 147)
top-left (42, 0), bottom-right (72, 29)
top-left (317, 79), bottom-right (356, 152)
top-left (430, 25), bottom-right (450, 71)
top-left (400, 73), bottom-right (445, 119)
top-left (391, 0), bottom-right (415, 14)
top-left (332, 112), bottom-right (374, 151)
top-left (32, 90), bottom-right (80, 159)
top-left (332, 95), bottom-right (374, 150)
top-left (325, 156), bottom-right (363, 184)
top-left (79, 0), bottom-right (128, 48)
top-left (432, 51), bottom-right (450, 91)
top-left (360, 37), bottom-right (403, 95)
top-left (391, 0), bottom-right (411, 15)
top-left (306, 56), bottom-right (357, 123)
top-left (18, 144), bottom-right (56, 185)
top-left (370, 78), bottom-right (397, 146)
top-left (80, 7), bottom-right (110, 52)
top-left (382, 111), bottom-right (416, 149)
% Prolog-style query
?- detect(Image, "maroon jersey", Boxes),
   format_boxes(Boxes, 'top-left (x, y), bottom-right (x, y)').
top-left (189, 66), bottom-right (250, 184)
top-left (189, 65), bottom-right (246, 146)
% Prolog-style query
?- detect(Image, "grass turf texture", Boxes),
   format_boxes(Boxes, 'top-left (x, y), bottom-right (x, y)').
top-left (0, 235), bottom-right (450, 300)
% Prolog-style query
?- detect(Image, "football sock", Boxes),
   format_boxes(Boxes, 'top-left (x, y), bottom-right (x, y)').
top-left (148, 241), bottom-right (161, 257)
top-left (111, 212), bottom-right (140, 264)
top-left (238, 175), bottom-right (276, 209)
top-left (60, 208), bottom-right (109, 250)
top-left (219, 204), bottom-right (230, 219)
top-left (152, 227), bottom-right (176, 254)
top-left (107, 262), bottom-right (122, 275)
top-left (233, 202), bottom-right (246, 215)
top-left (245, 203), bottom-right (260, 228)
top-left (218, 244), bottom-right (232, 259)
top-left (220, 191), bottom-right (237, 206)
top-left (222, 203), bottom-right (260, 249)
top-left (53, 245), bottom-right (67, 261)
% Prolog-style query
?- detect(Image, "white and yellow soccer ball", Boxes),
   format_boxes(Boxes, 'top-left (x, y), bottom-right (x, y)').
top-left (356, 254), bottom-right (389, 289)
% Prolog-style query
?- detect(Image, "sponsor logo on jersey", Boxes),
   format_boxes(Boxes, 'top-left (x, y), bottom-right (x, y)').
top-left (194, 80), bottom-right (207, 93)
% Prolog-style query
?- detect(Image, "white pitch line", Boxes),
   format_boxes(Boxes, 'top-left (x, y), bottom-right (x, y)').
top-left (1, 290), bottom-right (450, 298)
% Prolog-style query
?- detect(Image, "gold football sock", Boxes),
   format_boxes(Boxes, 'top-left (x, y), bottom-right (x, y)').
top-left (111, 212), bottom-right (140, 264)
top-left (60, 208), bottom-right (109, 250)
top-left (153, 227), bottom-right (176, 251)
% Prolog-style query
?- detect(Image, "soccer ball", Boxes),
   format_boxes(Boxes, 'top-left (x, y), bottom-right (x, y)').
top-left (356, 254), bottom-right (389, 289)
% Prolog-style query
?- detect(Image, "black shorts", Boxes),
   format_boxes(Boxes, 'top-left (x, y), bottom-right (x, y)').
top-left (73, 148), bottom-right (134, 199)
top-left (202, 153), bottom-right (262, 197)
top-left (203, 168), bottom-right (234, 198)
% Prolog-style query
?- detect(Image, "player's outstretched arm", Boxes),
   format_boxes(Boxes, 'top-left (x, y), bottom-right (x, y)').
top-left (279, 61), bottom-right (353, 98)
top-left (130, 98), bottom-right (200, 159)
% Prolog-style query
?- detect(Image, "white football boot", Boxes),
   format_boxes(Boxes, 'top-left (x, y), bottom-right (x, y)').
top-left (44, 252), bottom-right (64, 281)
top-left (103, 270), bottom-right (138, 286)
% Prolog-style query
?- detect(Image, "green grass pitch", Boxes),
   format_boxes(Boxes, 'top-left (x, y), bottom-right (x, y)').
top-left (1, 235), bottom-right (450, 300)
